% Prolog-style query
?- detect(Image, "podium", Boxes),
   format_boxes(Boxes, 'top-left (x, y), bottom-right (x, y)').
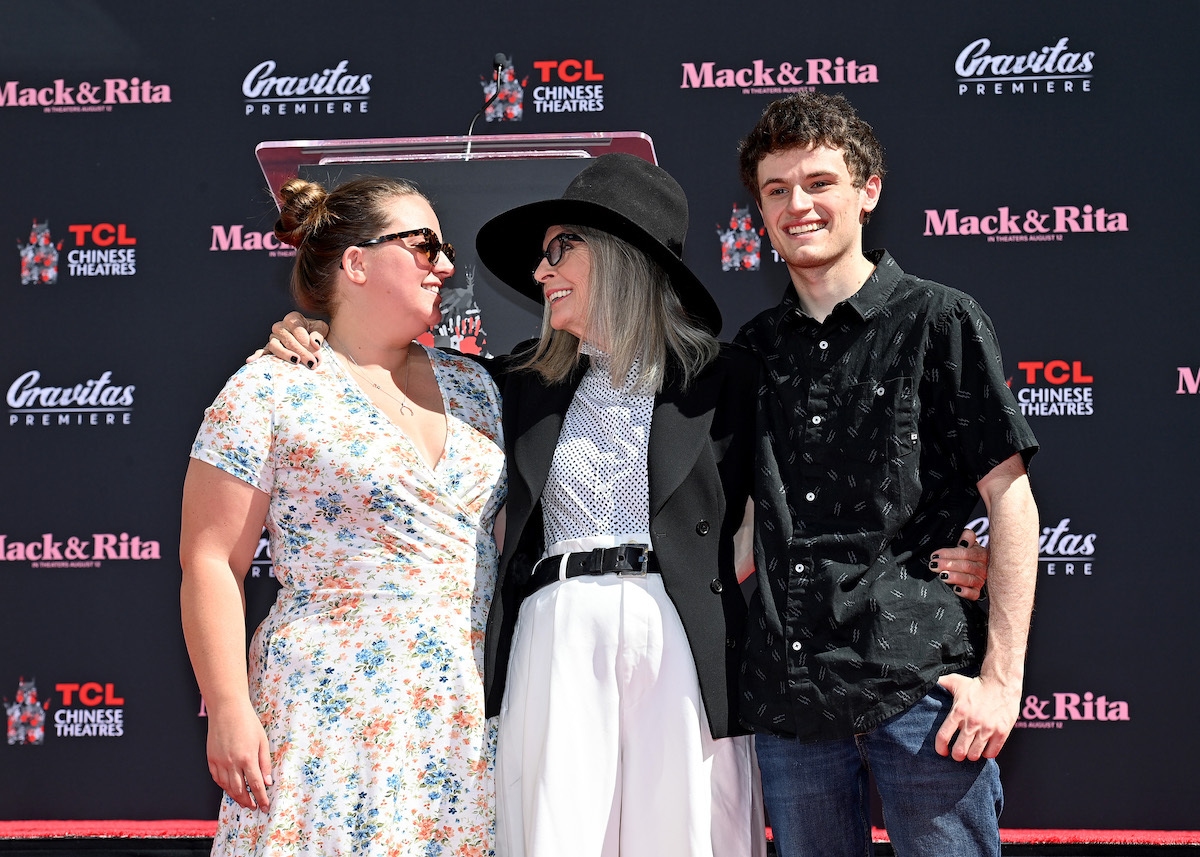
top-left (256, 133), bottom-right (658, 358)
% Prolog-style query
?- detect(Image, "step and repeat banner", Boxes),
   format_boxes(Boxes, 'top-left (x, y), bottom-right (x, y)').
top-left (3, 0), bottom-right (1197, 831)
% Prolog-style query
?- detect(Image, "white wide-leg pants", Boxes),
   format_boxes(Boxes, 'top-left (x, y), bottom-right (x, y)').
top-left (496, 571), bottom-right (764, 857)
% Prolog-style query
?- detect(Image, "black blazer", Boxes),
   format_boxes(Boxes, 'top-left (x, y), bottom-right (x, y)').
top-left (484, 343), bottom-right (757, 739)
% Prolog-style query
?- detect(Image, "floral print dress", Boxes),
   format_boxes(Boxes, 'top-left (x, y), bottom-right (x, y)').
top-left (191, 344), bottom-right (506, 856)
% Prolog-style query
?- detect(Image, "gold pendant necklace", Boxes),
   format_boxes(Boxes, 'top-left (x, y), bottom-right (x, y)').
top-left (330, 336), bottom-right (414, 417)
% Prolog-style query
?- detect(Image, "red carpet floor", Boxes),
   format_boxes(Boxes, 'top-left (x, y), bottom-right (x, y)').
top-left (1, 821), bottom-right (1198, 845)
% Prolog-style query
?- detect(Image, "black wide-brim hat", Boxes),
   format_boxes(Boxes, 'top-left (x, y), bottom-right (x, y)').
top-left (475, 152), bottom-right (722, 335)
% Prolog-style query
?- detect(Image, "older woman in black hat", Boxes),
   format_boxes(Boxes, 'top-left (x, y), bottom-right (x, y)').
top-left (257, 155), bottom-right (765, 854)
top-left (474, 153), bottom-right (764, 856)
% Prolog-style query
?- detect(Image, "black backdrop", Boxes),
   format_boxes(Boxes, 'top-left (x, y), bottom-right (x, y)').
top-left (3, 0), bottom-right (1198, 831)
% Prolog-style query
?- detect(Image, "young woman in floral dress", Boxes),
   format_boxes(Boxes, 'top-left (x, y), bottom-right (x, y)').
top-left (181, 176), bottom-right (506, 856)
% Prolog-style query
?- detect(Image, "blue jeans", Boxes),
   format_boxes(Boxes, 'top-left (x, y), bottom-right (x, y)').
top-left (756, 685), bottom-right (1002, 857)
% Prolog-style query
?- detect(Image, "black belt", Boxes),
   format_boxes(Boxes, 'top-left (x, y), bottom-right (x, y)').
top-left (525, 545), bottom-right (660, 598)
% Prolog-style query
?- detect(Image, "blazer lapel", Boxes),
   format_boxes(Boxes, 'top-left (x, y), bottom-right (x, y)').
top-left (511, 360), bottom-right (587, 516)
top-left (647, 367), bottom-right (719, 519)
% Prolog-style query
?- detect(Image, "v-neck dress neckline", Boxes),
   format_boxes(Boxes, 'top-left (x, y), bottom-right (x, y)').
top-left (324, 340), bottom-right (451, 476)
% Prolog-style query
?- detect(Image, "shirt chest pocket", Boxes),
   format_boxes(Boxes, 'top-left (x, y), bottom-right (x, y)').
top-left (832, 377), bottom-right (917, 464)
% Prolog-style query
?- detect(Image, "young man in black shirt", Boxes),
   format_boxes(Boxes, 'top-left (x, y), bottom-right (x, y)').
top-left (734, 92), bottom-right (1039, 857)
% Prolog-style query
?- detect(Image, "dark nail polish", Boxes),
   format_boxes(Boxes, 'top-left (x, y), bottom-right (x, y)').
top-left (306, 360), bottom-right (314, 369)
top-left (929, 560), bottom-right (939, 570)
top-left (290, 356), bottom-right (298, 364)
top-left (940, 572), bottom-right (949, 580)
top-left (959, 539), bottom-right (970, 548)
top-left (955, 586), bottom-right (963, 593)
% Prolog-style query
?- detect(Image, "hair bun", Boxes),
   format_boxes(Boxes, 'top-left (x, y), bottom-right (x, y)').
top-left (275, 178), bottom-right (330, 247)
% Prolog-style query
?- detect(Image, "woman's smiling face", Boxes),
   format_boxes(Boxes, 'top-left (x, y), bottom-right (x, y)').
top-left (535, 226), bottom-right (592, 339)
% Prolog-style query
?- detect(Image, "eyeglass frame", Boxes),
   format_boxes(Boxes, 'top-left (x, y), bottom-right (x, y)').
top-left (354, 227), bottom-right (455, 265)
top-left (534, 232), bottom-right (586, 271)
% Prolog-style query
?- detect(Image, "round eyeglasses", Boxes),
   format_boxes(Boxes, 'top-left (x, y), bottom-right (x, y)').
top-left (535, 232), bottom-right (585, 271)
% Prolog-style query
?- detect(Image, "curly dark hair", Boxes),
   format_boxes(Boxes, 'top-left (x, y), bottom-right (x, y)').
top-left (738, 92), bottom-right (886, 203)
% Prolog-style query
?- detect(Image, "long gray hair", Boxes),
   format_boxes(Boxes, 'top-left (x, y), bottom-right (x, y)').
top-left (515, 225), bottom-right (719, 392)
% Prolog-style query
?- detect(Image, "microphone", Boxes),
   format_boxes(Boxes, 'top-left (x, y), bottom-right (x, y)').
top-left (465, 54), bottom-right (508, 159)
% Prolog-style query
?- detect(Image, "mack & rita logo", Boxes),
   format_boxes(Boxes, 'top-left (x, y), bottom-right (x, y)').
top-left (681, 57), bottom-right (878, 95)
top-left (0, 77), bottom-right (170, 112)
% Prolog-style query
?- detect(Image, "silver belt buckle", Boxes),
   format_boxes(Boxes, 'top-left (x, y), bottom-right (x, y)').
top-left (618, 545), bottom-right (649, 576)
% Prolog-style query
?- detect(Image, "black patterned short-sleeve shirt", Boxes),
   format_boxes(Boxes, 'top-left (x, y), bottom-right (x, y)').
top-left (733, 250), bottom-right (1038, 741)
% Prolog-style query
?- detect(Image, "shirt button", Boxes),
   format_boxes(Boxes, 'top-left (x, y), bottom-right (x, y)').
top-left (805, 491), bottom-right (816, 501)
top-left (710, 579), bottom-right (724, 594)
top-left (818, 340), bottom-right (829, 350)
top-left (794, 563), bottom-right (804, 573)
top-left (811, 415), bottom-right (822, 425)
top-left (695, 520), bottom-right (710, 536)
top-left (875, 386), bottom-right (886, 396)
top-left (791, 641), bottom-right (802, 651)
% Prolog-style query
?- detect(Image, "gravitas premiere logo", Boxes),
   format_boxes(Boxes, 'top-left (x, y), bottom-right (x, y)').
top-left (7, 369), bottom-right (135, 427)
top-left (0, 76), bottom-right (171, 113)
top-left (923, 204), bottom-right (1127, 243)
top-left (969, 515), bottom-right (1096, 577)
top-left (956, 36), bottom-right (1094, 96)
top-left (242, 59), bottom-right (371, 116)
top-left (680, 57), bottom-right (878, 96)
